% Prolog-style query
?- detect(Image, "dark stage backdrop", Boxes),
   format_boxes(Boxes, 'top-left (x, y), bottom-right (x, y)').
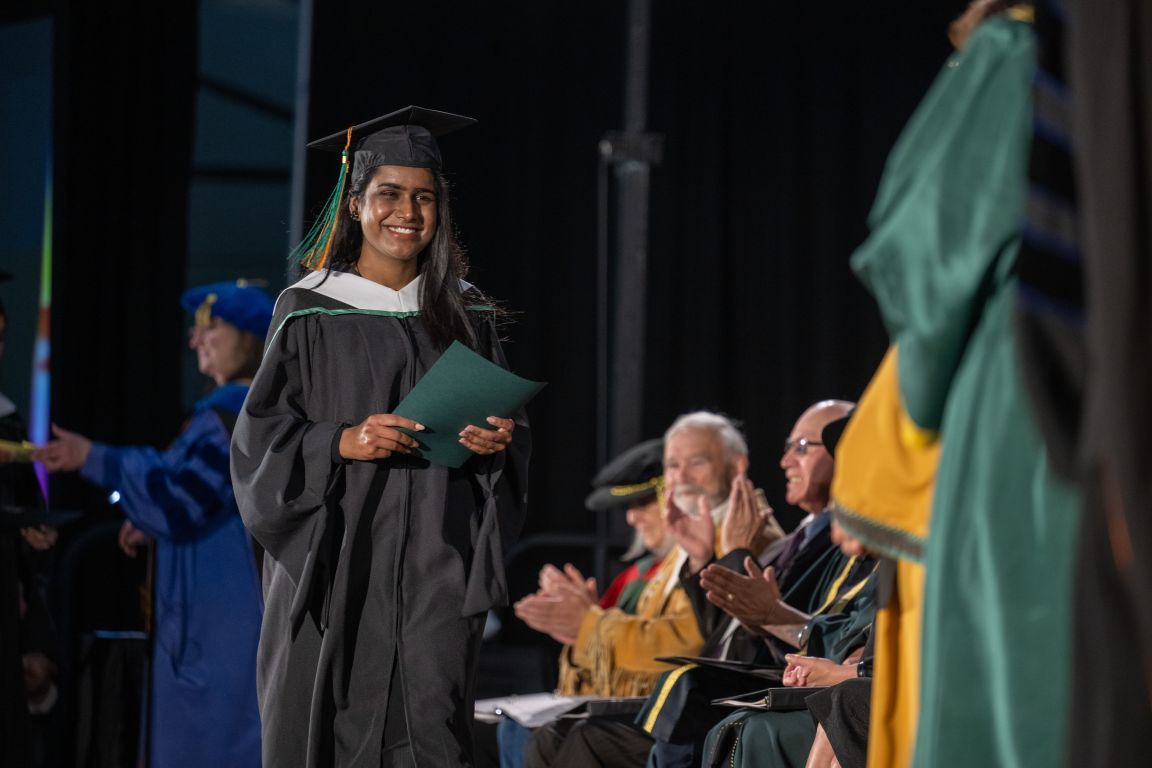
top-left (46, 1), bottom-right (958, 553)
top-left (50, 0), bottom-right (197, 504)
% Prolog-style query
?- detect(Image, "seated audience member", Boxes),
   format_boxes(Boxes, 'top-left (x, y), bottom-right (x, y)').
top-left (567, 438), bottom-right (675, 664)
top-left (517, 412), bottom-right (779, 768)
top-left (697, 409), bottom-right (878, 768)
top-left (686, 401), bottom-right (857, 658)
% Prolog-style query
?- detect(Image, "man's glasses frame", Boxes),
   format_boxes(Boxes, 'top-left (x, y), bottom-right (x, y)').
top-left (783, 437), bottom-right (824, 456)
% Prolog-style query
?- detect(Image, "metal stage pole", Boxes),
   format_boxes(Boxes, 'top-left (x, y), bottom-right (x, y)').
top-left (595, 0), bottom-right (663, 587)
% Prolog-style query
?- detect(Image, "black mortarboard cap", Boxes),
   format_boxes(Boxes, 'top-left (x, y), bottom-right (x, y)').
top-left (307, 105), bottom-right (476, 188)
top-left (584, 438), bottom-right (665, 512)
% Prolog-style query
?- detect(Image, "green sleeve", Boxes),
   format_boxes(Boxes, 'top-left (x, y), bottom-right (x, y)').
top-left (850, 17), bottom-right (1035, 431)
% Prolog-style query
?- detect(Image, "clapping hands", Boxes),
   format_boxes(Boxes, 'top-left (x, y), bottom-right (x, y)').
top-left (720, 475), bottom-right (779, 556)
top-left (513, 563), bottom-right (597, 645)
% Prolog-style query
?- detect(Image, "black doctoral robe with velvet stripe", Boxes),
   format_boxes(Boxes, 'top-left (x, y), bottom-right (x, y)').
top-left (230, 274), bottom-right (530, 767)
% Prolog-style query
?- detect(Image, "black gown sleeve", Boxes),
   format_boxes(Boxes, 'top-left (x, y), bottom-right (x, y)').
top-left (230, 296), bottom-right (347, 568)
top-left (460, 313), bottom-right (532, 614)
top-left (680, 549), bottom-right (754, 642)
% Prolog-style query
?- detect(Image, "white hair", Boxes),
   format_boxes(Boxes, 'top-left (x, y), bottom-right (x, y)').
top-left (663, 411), bottom-right (748, 459)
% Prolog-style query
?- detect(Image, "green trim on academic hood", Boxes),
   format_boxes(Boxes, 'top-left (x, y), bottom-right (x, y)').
top-left (267, 305), bottom-right (496, 346)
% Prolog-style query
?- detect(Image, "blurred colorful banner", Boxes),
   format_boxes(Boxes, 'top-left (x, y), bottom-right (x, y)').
top-left (29, 154), bottom-right (51, 499)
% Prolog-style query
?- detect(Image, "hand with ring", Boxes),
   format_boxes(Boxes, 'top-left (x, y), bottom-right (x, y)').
top-left (700, 555), bottom-right (784, 626)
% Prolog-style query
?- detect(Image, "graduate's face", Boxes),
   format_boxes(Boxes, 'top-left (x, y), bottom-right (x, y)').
top-left (351, 165), bottom-right (438, 267)
top-left (780, 411), bottom-right (835, 513)
top-left (189, 318), bottom-right (248, 386)
top-left (626, 496), bottom-right (667, 552)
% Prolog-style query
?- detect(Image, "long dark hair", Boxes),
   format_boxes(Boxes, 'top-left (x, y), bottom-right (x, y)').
top-left (296, 165), bottom-right (485, 351)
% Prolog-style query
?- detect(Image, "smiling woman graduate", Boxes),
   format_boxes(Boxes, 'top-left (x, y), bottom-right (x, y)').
top-left (230, 106), bottom-right (531, 768)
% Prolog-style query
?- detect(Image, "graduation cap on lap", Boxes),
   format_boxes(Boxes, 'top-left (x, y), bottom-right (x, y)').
top-left (292, 106), bottom-right (476, 272)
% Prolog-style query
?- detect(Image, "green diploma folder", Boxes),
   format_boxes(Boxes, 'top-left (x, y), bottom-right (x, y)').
top-left (393, 341), bottom-right (545, 468)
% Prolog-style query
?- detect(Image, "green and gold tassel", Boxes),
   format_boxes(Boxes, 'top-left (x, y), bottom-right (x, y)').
top-left (290, 126), bottom-right (353, 271)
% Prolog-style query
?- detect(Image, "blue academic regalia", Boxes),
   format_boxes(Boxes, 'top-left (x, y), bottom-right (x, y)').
top-left (81, 383), bottom-right (262, 767)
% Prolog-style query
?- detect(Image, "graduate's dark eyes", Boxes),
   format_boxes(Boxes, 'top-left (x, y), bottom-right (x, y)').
top-left (372, 187), bottom-right (435, 205)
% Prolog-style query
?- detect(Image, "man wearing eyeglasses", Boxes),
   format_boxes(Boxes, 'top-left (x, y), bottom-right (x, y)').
top-left (781, 401), bottom-right (846, 518)
top-left (698, 399), bottom-right (870, 653)
top-left (673, 401), bottom-right (878, 768)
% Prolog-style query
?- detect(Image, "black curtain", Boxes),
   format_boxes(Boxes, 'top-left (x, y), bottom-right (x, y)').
top-left (307, 1), bottom-right (957, 536)
top-left (52, 1), bottom-right (198, 462)
top-left (644, 4), bottom-right (955, 530)
top-left (47, 5), bottom-right (198, 762)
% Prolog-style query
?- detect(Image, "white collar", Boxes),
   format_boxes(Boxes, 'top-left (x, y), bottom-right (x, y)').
top-left (286, 270), bottom-right (478, 313)
top-left (287, 270), bottom-right (426, 312)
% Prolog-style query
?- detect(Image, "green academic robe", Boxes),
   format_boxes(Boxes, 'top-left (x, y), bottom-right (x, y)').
top-left (849, 16), bottom-right (1081, 767)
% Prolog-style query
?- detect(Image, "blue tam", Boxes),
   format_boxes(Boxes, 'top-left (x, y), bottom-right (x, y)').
top-left (180, 280), bottom-right (275, 337)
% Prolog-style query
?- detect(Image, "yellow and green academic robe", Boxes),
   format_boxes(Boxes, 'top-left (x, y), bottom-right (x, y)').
top-left (845, 13), bottom-right (1080, 767)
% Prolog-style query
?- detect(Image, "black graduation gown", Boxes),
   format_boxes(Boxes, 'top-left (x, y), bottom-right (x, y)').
top-left (230, 273), bottom-right (530, 767)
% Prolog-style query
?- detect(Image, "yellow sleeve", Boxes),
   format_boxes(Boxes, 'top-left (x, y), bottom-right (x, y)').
top-left (564, 552), bottom-right (700, 695)
top-left (571, 605), bottom-right (606, 668)
top-left (831, 345), bottom-right (941, 561)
